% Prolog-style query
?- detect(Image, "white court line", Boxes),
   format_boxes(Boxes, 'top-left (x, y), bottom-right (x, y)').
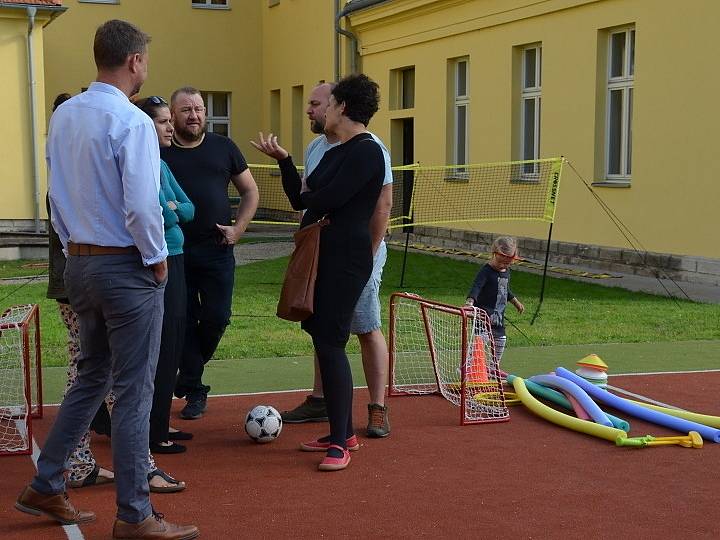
top-left (612, 368), bottom-right (720, 377)
top-left (29, 437), bottom-right (85, 540)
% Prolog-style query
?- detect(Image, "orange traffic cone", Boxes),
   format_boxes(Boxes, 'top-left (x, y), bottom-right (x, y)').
top-left (466, 335), bottom-right (489, 384)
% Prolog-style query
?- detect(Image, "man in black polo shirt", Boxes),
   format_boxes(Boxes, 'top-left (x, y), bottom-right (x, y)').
top-left (162, 87), bottom-right (258, 420)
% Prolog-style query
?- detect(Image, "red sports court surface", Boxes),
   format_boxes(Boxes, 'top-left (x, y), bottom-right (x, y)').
top-left (1, 372), bottom-right (719, 539)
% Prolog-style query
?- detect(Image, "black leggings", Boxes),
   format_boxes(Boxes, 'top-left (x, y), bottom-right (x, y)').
top-left (313, 336), bottom-right (354, 447)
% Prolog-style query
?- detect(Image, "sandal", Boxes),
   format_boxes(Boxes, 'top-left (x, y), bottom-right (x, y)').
top-left (68, 465), bottom-right (114, 488)
top-left (148, 468), bottom-right (186, 493)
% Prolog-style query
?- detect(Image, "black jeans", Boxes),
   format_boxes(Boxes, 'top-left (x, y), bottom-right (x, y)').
top-left (150, 254), bottom-right (186, 444)
top-left (175, 241), bottom-right (235, 399)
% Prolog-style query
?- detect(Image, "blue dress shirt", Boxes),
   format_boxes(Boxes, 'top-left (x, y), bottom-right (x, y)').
top-left (47, 82), bottom-right (167, 266)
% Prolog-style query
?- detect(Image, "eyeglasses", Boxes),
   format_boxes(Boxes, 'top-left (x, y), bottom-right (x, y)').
top-left (493, 251), bottom-right (518, 261)
top-left (178, 106), bottom-right (206, 115)
top-left (146, 96), bottom-right (167, 105)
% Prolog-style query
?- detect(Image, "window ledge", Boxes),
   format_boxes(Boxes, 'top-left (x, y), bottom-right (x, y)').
top-left (192, 4), bottom-right (230, 10)
top-left (444, 173), bottom-right (469, 183)
top-left (592, 180), bottom-right (631, 188)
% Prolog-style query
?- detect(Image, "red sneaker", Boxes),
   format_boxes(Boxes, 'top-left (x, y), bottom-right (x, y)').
top-left (318, 445), bottom-right (351, 471)
top-left (300, 434), bottom-right (360, 452)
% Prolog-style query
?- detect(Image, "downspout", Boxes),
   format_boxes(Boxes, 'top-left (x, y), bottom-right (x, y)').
top-left (26, 6), bottom-right (41, 233)
top-left (334, 1), bottom-right (340, 82)
top-left (335, 0), bottom-right (390, 77)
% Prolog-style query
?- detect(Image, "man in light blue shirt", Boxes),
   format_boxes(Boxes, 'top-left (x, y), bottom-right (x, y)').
top-left (251, 81), bottom-right (393, 438)
top-left (15, 20), bottom-right (198, 540)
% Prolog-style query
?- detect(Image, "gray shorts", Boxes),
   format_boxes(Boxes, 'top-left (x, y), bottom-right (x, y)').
top-left (350, 241), bottom-right (387, 335)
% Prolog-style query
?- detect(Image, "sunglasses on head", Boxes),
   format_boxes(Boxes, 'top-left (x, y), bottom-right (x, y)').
top-left (146, 95), bottom-right (167, 105)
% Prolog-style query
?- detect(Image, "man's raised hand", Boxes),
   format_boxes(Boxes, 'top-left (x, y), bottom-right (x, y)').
top-left (249, 132), bottom-right (289, 161)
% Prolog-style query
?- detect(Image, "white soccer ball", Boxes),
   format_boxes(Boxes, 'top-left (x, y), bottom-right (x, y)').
top-left (244, 405), bottom-right (283, 443)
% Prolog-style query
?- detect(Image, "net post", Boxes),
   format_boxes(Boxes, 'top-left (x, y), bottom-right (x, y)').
top-left (32, 305), bottom-right (42, 418)
top-left (399, 232), bottom-right (410, 287)
top-left (530, 222), bottom-right (554, 325)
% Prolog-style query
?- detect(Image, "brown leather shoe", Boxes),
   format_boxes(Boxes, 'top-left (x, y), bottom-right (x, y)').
top-left (15, 485), bottom-right (95, 525)
top-left (113, 512), bottom-right (199, 540)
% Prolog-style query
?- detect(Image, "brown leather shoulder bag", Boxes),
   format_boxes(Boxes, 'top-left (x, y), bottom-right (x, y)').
top-left (276, 217), bottom-right (329, 321)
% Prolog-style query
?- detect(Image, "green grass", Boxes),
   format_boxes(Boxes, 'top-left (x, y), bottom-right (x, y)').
top-left (0, 260), bottom-right (48, 279)
top-left (2, 248), bottom-right (719, 368)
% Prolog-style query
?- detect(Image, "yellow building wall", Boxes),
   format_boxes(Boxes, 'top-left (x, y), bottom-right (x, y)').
top-left (348, 0), bottom-right (720, 259)
top-left (0, 10), bottom-right (51, 223)
top-left (258, 0), bottom-right (339, 159)
top-left (43, 0), bottom-right (263, 164)
top-left (253, 0), bottom-right (339, 211)
top-left (21, 0), bottom-right (720, 259)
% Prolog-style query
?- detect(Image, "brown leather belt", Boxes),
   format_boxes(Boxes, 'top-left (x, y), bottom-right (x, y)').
top-left (67, 243), bottom-right (138, 256)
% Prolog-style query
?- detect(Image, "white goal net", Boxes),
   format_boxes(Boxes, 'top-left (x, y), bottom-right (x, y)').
top-left (0, 304), bottom-right (42, 456)
top-left (389, 293), bottom-right (509, 425)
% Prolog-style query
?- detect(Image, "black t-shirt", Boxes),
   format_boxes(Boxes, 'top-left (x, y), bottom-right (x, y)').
top-left (161, 132), bottom-right (248, 246)
top-left (467, 264), bottom-right (515, 333)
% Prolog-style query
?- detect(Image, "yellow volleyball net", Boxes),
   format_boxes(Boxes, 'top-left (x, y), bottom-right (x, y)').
top-left (236, 157), bottom-right (563, 228)
top-left (389, 157), bottom-right (563, 229)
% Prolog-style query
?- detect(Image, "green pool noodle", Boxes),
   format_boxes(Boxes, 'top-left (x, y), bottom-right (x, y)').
top-left (511, 376), bottom-right (627, 443)
top-left (506, 374), bottom-right (631, 431)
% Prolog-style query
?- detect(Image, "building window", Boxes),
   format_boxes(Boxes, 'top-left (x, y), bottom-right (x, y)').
top-left (390, 67), bottom-right (415, 110)
top-left (451, 57), bottom-right (469, 170)
top-left (270, 89), bottom-right (281, 139)
top-left (201, 91), bottom-right (230, 136)
top-left (292, 85), bottom-right (304, 160)
top-left (521, 45), bottom-right (542, 176)
top-left (606, 27), bottom-right (634, 181)
top-left (192, 0), bottom-right (229, 8)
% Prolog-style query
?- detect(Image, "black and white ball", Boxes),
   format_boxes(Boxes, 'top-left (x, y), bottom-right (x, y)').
top-left (244, 405), bottom-right (282, 443)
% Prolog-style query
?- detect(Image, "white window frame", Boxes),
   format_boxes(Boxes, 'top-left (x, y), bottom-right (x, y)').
top-left (605, 26), bottom-right (635, 182)
top-left (192, 0), bottom-right (230, 9)
top-left (202, 91), bottom-right (231, 136)
top-left (452, 58), bottom-right (469, 172)
top-left (520, 44), bottom-right (542, 178)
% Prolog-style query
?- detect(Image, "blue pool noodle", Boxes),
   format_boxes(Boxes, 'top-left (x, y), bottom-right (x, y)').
top-left (556, 367), bottom-right (720, 442)
top-left (529, 374), bottom-right (614, 427)
top-left (505, 375), bottom-right (630, 432)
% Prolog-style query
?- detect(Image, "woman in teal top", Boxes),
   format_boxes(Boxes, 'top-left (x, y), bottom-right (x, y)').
top-left (160, 160), bottom-right (195, 255)
top-left (137, 97), bottom-right (195, 473)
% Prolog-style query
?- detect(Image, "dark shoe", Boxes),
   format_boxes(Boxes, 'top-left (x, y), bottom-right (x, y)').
top-left (148, 469), bottom-right (186, 494)
top-left (167, 430), bottom-right (193, 441)
top-left (179, 399), bottom-right (206, 420)
top-left (90, 400), bottom-right (112, 437)
top-left (179, 386), bottom-right (209, 420)
top-left (112, 510), bottom-right (199, 539)
top-left (281, 395), bottom-right (328, 423)
top-left (150, 442), bottom-right (186, 454)
top-left (15, 485), bottom-right (96, 525)
top-left (367, 403), bottom-right (391, 438)
top-left (68, 465), bottom-right (114, 488)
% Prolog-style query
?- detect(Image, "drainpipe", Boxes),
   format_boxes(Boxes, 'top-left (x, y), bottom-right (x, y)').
top-left (26, 6), bottom-right (41, 233)
top-left (335, 0), bottom-right (390, 78)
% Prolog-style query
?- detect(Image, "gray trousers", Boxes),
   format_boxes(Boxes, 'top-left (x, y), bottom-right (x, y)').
top-left (32, 253), bottom-right (165, 523)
